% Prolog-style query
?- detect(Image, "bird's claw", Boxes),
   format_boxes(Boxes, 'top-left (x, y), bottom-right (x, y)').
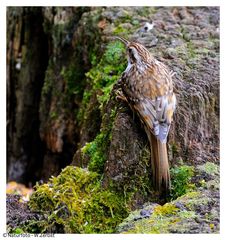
top-left (115, 90), bottom-right (127, 102)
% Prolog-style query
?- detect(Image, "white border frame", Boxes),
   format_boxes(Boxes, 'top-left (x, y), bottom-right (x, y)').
top-left (1, 1), bottom-right (224, 239)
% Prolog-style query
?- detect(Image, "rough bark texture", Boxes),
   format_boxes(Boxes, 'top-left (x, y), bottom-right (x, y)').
top-left (73, 6), bottom-right (219, 205)
top-left (104, 6), bottom-right (219, 192)
top-left (7, 7), bottom-right (48, 184)
top-left (7, 6), bottom-right (219, 233)
top-left (38, 7), bottom-right (91, 180)
top-left (7, 7), bottom-right (92, 183)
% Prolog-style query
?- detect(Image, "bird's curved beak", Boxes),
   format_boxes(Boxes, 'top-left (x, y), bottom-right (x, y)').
top-left (111, 36), bottom-right (130, 46)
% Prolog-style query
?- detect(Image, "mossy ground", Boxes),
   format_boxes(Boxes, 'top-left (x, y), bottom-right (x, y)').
top-left (23, 161), bottom-right (216, 234)
top-left (27, 166), bottom-right (128, 233)
top-left (170, 165), bottom-right (195, 200)
top-left (117, 162), bottom-right (219, 234)
top-left (7, 6), bottom-right (219, 235)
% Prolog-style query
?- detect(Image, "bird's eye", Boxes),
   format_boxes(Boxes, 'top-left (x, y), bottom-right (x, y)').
top-left (128, 47), bottom-right (136, 62)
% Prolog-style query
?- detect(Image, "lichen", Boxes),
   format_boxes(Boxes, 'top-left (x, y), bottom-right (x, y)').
top-left (197, 162), bottom-right (219, 176)
top-left (118, 202), bottom-right (180, 234)
top-left (28, 166), bottom-right (128, 233)
top-left (117, 160), bottom-right (219, 234)
top-left (177, 191), bottom-right (209, 210)
top-left (8, 227), bottom-right (25, 234)
top-left (153, 203), bottom-right (179, 216)
top-left (118, 190), bottom-right (217, 234)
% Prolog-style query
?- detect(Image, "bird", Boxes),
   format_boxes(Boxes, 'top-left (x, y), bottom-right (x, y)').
top-left (114, 36), bottom-right (176, 197)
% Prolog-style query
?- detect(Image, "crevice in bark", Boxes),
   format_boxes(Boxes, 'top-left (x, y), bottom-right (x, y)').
top-left (7, 7), bottom-right (49, 185)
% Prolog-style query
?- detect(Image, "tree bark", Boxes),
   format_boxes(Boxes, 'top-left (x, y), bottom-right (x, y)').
top-left (7, 7), bottom-right (48, 184)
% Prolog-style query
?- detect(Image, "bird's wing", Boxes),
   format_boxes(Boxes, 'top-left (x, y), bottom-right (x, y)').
top-left (133, 94), bottom-right (176, 143)
top-left (122, 61), bottom-right (176, 142)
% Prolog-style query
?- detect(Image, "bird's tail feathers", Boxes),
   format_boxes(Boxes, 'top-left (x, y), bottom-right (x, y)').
top-left (148, 132), bottom-right (171, 196)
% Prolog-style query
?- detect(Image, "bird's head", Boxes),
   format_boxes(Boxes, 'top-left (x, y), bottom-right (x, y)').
top-left (114, 36), bottom-right (151, 65)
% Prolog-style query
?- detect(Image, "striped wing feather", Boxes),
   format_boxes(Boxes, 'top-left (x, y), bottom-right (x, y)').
top-left (123, 60), bottom-right (176, 143)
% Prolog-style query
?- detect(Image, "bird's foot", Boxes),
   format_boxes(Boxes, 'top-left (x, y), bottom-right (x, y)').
top-left (115, 89), bottom-right (128, 102)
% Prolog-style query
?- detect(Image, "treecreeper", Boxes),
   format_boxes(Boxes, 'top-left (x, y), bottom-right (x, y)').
top-left (115, 36), bottom-right (176, 197)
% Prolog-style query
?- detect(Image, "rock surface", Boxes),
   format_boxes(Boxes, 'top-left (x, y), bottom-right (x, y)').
top-left (7, 6), bottom-right (219, 234)
top-left (117, 162), bottom-right (220, 233)
top-left (77, 6), bottom-right (219, 206)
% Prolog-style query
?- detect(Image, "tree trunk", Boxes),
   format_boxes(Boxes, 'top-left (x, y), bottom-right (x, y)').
top-left (7, 7), bottom-right (48, 184)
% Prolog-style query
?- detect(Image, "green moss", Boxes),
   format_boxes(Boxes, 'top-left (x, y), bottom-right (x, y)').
top-left (28, 166), bottom-right (128, 233)
top-left (118, 191), bottom-right (211, 234)
top-left (170, 142), bottom-right (180, 159)
top-left (175, 191), bottom-right (206, 210)
top-left (77, 40), bottom-right (126, 125)
top-left (50, 111), bottom-right (58, 120)
top-left (9, 228), bottom-right (25, 234)
top-left (176, 191), bottom-right (199, 200)
top-left (85, 40), bottom-right (126, 110)
top-left (126, 218), bottom-right (173, 233)
top-left (120, 145), bottom-right (152, 205)
top-left (177, 210), bottom-right (197, 219)
top-left (184, 192), bottom-right (209, 209)
top-left (78, 41), bottom-right (127, 172)
top-left (81, 132), bottom-right (107, 173)
top-left (138, 6), bottom-right (156, 17)
top-left (171, 143), bottom-right (178, 155)
top-left (42, 66), bottom-right (54, 96)
top-left (23, 219), bottom-right (50, 234)
top-left (76, 90), bottom-right (92, 123)
top-left (170, 165), bottom-right (195, 200)
top-left (186, 42), bottom-right (197, 59)
top-left (153, 203), bottom-right (179, 217)
top-left (60, 64), bottom-right (84, 98)
top-left (81, 106), bottom-right (117, 174)
top-left (113, 25), bottom-right (130, 35)
top-left (119, 203), bottom-right (180, 234)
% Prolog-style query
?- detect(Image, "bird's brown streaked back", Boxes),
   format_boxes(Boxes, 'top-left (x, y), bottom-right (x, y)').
top-left (115, 36), bottom-right (176, 197)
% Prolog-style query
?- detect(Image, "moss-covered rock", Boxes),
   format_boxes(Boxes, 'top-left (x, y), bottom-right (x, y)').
top-left (73, 6), bottom-right (219, 210)
top-left (28, 166), bottom-right (128, 233)
top-left (117, 162), bottom-right (219, 233)
top-left (7, 6), bottom-right (219, 235)
top-left (170, 165), bottom-right (195, 200)
top-left (75, 40), bottom-right (126, 173)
